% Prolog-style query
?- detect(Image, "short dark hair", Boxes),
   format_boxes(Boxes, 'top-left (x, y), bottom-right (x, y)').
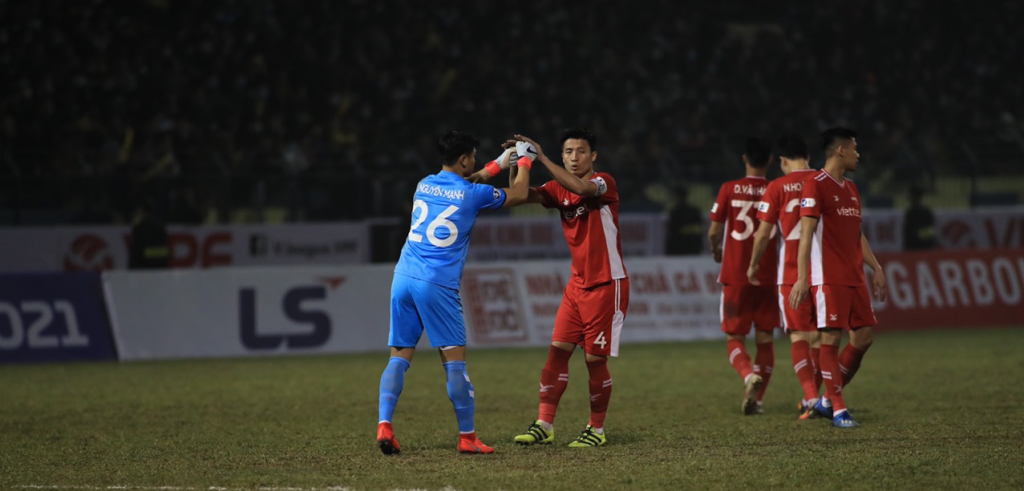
top-left (744, 137), bottom-right (772, 168)
top-left (819, 127), bottom-right (858, 157)
top-left (437, 130), bottom-right (479, 165)
top-left (560, 128), bottom-right (598, 151)
top-left (774, 133), bottom-right (809, 160)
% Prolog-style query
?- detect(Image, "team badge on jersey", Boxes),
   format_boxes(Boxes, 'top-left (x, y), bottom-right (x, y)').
top-left (801, 198), bottom-right (816, 208)
top-left (757, 202), bottom-right (770, 213)
top-left (711, 202), bottom-right (719, 213)
top-left (591, 177), bottom-right (608, 196)
top-left (493, 188), bottom-right (502, 200)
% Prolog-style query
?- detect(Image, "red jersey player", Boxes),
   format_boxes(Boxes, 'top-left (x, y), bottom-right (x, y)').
top-left (504, 129), bottom-right (629, 448)
top-left (747, 133), bottom-right (822, 419)
top-left (707, 137), bottom-right (780, 415)
top-left (789, 127), bottom-right (888, 428)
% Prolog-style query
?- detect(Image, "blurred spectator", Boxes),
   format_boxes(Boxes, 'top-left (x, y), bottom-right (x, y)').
top-left (1, 1), bottom-right (1021, 222)
top-left (903, 186), bottom-right (937, 251)
top-left (128, 198), bottom-right (170, 269)
top-left (665, 184), bottom-right (705, 256)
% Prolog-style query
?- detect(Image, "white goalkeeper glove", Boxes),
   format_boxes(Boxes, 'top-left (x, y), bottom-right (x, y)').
top-left (515, 141), bottom-right (539, 165)
top-left (483, 147), bottom-right (515, 177)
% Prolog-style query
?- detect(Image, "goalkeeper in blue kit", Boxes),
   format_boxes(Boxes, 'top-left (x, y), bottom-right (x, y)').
top-left (376, 130), bottom-right (537, 455)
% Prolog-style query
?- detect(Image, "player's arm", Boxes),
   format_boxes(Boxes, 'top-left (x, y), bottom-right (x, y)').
top-left (789, 215), bottom-right (818, 310)
top-left (747, 220), bottom-right (776, 284)
top-left (708, 221), bottom-right (724, 263)
top-left (508, 164), bottom-right (546, 204)
top-left (500, 152), bottom-right (534, 208)
top-left (707, 184), bottom-right (729, 263)
top-left (861, 232), bottom-right (888, 302)
top-left (515, 134), bottom-right (600, 197)
top-left (468, 145), bottom-right (515, 184)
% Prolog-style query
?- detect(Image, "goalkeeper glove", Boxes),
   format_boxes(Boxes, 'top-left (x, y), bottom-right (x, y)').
top-left (515, 141), bottom-right (538, 169)
top-left (483, 147), bottom-right (514, 177)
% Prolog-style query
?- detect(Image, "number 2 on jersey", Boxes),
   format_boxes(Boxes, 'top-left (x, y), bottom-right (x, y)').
top-left (408, 199), bottom-right (460, 247)
top-left (784, 198), bottom-right (802, 241)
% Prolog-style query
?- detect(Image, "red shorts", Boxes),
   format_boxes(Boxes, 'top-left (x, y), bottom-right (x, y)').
top-left (778, 284), bottom-right (816, 332)
top-left (552, 278), bottom-right (629, 357)
top-left (811, 284), bottom-right (877, 330)
top-left (720, 284), bottom-right (780, 335)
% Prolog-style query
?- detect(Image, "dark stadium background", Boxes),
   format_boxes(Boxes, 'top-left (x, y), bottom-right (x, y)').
top-left (2, 1), bottom-right (1021, 225)
top-left (2, 2), bottom-right (1023, 490)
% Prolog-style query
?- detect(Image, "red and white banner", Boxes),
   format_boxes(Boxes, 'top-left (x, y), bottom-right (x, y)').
top-left (466, 214), bottom-right (666, 261)
top-left (0, 223), bottom-right (369, 272)
top-left (861, 207), bottom-right (1024, 252)
top-left (462, 257), bottom-right (724, 348)
top-left (95, 247), bottom-right (1023, 360)
top-left (871, 248), bottom-right (1024, 329)
top-left (100, 256), bottom-right (728, 360)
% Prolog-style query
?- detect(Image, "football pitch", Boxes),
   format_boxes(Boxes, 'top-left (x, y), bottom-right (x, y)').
top-left (2, 328), bottom-right (1023, 490)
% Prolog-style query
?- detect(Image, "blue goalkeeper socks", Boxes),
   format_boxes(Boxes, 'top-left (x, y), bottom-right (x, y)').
top-left (444, 360), bottom-right (475, 433)
top-left (378, 357), bottom-right (411, 423)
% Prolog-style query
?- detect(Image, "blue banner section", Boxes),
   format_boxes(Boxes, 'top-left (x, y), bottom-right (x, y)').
top-left (0, 272), bottom-right (117, 363)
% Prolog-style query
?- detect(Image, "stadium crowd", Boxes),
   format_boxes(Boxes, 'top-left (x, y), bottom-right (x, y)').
top-left (1, 0), bottom-right (1021, 223)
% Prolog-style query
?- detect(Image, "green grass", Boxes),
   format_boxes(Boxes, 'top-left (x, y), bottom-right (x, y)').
top-left (2, 328), bottom-right (1023, 490)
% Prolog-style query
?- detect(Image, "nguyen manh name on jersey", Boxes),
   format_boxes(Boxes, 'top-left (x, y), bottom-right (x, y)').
top-left (417, 182), bottom-right (467, 201)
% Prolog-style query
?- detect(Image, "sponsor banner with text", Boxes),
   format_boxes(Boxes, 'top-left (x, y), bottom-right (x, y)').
top-left (466, 214), bottom-right (666, 261)
top-left (102, 257), bottom-right (728, 360)
top-left (98, 248), bottom-right (1024, 361)
top-left (0, 223), bottom-right (369, 273)
top-left (871, 248), bottom-right (1024, 329)
top-left (103, 265), bottom-right (402, 360)
top-left (861, 206), bottom-right (1024, 252)
top-left (462, 257), bottom-right (724, 348)
top-left (0, 272), bottom-right (117, 363)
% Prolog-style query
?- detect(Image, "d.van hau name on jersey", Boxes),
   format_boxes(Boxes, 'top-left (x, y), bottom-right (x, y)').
top-left (394, 171), bottom-right (506, 290)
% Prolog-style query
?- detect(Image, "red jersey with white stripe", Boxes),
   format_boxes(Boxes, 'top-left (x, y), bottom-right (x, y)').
top-left (710, 176), bottom-right (777, 286)
top-left (538, 172), bottom-right (627, 288)
top-left (755, 169), bottom-right (818, 286)
top-left (799, 170), bottom-right (865, 286)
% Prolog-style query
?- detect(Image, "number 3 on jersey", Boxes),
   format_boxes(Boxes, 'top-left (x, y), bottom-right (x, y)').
top-left (729, 200), bottom-right (757, 240)
top-left (408, 199), bottom-right (460, 247)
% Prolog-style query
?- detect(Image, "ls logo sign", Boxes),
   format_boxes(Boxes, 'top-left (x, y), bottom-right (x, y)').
top-left (239, 278), bottom-right (344, 350)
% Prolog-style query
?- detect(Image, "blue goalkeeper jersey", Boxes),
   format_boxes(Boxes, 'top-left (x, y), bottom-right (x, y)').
top-left (393, 170), bottom-right (506, 290)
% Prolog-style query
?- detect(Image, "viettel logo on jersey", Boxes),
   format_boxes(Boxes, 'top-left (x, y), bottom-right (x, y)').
top-left (64, 234), bottom-right (115, 271)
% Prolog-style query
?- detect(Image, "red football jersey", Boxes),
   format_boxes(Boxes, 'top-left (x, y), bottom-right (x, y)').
top-left (710, 176), bottom-right (777, 286)
top-left (755, 169), bottom-right (818, 286)
top-left (799, 170), bottom-right (865, 286)
top-left (537, 172), bottom-right (627, 288)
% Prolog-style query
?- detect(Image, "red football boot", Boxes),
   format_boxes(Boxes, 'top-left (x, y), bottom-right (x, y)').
top-left (377, 422), bottom-right (401, 455)
top-left (457, 432), bottom-right (494, 454)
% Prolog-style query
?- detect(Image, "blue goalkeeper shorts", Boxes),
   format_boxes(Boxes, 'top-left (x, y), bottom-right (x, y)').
top-left (388, 273), bottom-right (466, 348)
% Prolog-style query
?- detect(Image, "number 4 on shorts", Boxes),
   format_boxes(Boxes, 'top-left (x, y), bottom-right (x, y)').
top-left (594, 332), bottom-right (607, 349)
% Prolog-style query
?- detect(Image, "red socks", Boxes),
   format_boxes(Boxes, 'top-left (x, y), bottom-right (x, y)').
top-left (727, 339), bottom-right (754, 380)
top-left (791, 340), bottom-right (819, 403)
top-left (840, 343), bottom-right (869, 386)
top-left (586, 357), bottom-right (613, 428)
top-left (811, 346), bottom-right (822, 393)
top-left (819, 344), bottom-right (846, 413)
top-left (753, 342), bottom-right (774, 402)
top-left (538, 345), bottom-right (573, 424)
